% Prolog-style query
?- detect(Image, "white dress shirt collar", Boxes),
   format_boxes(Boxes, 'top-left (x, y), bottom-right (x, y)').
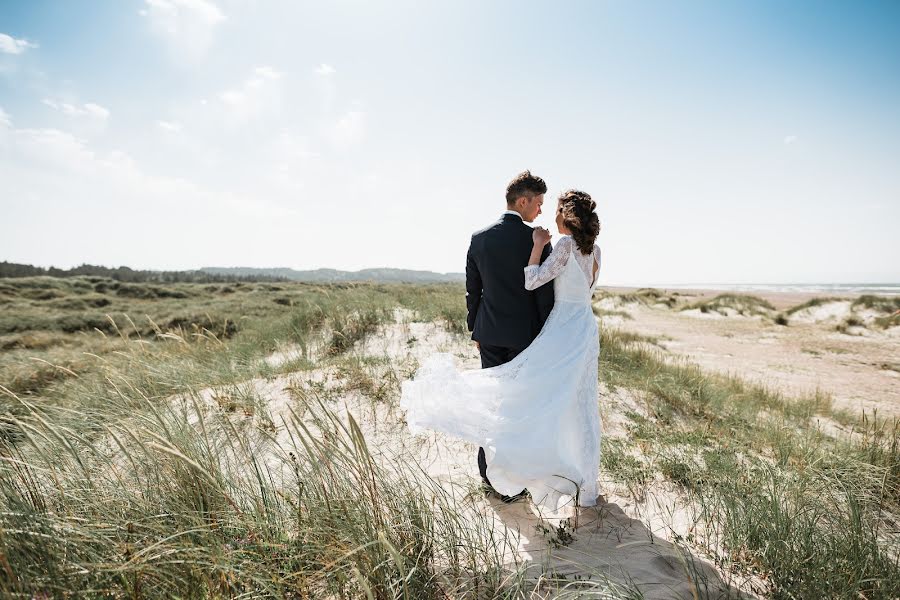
top-left (502, 209), bottom-right (523, 220)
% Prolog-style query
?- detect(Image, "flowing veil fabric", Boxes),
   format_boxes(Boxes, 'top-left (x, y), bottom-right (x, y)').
top-left (400, 246), bottom-right (602, 511)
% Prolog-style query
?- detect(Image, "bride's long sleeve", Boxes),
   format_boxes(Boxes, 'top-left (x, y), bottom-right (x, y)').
top-left (524, 236), bottom-right (574, 290)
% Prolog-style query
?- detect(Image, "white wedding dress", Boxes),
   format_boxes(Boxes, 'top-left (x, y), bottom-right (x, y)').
top-left (400, 235), bottom-right (603, 512)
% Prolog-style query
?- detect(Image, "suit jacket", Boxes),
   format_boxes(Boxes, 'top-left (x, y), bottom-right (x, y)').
top-left (466, 213), bottom-right (555, 350)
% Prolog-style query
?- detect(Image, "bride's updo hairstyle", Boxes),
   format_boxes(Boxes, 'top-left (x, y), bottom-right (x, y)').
top-left (559, 189), bottom-right (600, 254)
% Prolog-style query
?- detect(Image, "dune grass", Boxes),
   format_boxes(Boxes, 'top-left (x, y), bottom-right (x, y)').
top-left (0, 280), bottom-right (502, 598)
top-left (680, 294), bottom-right (775, 318)
top-left (599, 287), bottom-right (680, 309)
top-left (633, 288), bottom-right (679, 308)
top-left (783, 296), bottom-right (846, 316)
top-left (592, 307), bottom-right (634, 320)
top-left (0, 279), bottom-right (647, 598)
top-left (0, 383), bottom-right (535, 598)
top-left (599, 327), bottom-right (900, 598)
top-left (780, 295), bottom-right (900, 331)
top-left (836, 315), bottom-right (868, 334)
top-left (874, 313), bottom-right (900, 330)
top-left (852, 295), bottom-right (900, 313)
top-left (778, 296), bottom-right (847, 327)
top-left (851, 295), bottom-right (900, 330)
top-left (3, 277), bottom-right (899, 597)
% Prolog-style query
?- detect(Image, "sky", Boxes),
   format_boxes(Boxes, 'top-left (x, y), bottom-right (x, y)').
top-left (1, 0), bottom-right (899, 285)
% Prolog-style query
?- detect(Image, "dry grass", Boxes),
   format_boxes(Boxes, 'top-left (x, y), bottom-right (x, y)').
top-left (2, 277), bottom-right (898, 598)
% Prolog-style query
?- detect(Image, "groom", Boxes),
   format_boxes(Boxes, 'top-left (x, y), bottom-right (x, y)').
top-left (465, 170), bottom-right (555, 500)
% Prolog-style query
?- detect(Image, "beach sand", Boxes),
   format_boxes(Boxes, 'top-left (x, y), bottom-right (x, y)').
top-left (598, 286), bottom-right (900, 419)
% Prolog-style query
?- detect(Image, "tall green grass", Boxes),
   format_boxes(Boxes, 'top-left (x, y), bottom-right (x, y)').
top-left (0, 279), bottom-right (645, 598)
top-left (0, 280), bottom-right (531, 597)
top-left (5, 276), bottom-right (898, 597)
top-left (599, 327), bottom-right (900, 598)
top-left (0, 384), bottom-right (533, 597)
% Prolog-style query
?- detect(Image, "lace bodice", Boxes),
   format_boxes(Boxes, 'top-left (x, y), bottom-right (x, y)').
top-left (524, 236), bottom-right (601, 291)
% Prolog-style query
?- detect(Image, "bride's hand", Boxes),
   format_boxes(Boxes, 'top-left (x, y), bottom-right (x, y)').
top-left (532, 227), bottom-right (551, 247)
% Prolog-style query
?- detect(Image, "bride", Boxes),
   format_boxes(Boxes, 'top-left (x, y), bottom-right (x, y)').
top-left (400, 189), bottom-right (603, 512)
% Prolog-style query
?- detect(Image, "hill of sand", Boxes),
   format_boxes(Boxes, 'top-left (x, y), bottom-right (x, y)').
top-left (162, 288), bottom-right (900, 598)
top-left (181, 313), bottom-right (759, 599)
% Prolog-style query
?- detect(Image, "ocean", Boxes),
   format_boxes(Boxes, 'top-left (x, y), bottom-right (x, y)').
top-left (643, 283), bottom-right (900, 296)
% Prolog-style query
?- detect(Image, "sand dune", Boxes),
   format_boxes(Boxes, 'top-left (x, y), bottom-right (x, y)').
top-left (153, 289), bottom-right (897, 597)
top-left (173, 316), bottom-right (758, 598)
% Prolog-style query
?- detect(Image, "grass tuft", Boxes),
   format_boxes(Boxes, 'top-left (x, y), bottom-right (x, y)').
top-left (681, 294), bottom-right (775, 318)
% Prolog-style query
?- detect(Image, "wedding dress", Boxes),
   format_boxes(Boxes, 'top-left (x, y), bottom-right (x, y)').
top-left (400, 235), bottom-right (602, 511)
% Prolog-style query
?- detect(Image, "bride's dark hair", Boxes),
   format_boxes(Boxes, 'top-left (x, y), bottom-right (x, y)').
top-left (559, 189), bottom-right (600, 254)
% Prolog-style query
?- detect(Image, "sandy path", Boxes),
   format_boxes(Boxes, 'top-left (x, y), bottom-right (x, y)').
top-left (600, 295), bottom-right (900, 419)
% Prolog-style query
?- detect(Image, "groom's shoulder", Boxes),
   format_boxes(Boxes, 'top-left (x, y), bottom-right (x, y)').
top-left (472, 216), bottom-right (529, 239)
top-left (471, 217), bottom-right (503, 240)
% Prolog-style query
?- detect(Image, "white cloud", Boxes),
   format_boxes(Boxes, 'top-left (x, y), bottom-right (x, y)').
top-left (328, 110), bottom-right (365, 150)
top-left (11, 128), bottom-right (97, 173)
top-left (82, 103), bottom-right (110, 120)
top-left (157, 120), bottom-right (183, 133)
top-left (783, 135), bottom-right (798, 145)
top-left (0, 33), bottom-right (38, 54)
top-left (2, 120), bottom-right (297, 222)
top-left (315, 63), bottom-right (336, 76)
top-left (254, 66), bottom-right (282, 80)
top-left (43, 99), bottom-right (110, 120)
top-left (140, 0), bottom-right (225, 63)
top-left (218, 66), bottom-right (283, 123)
top-left (0, 106), bottom-right (11, 128)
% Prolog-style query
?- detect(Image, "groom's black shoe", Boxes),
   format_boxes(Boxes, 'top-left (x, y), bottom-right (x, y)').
top-left (481, 483), bottom-right (528, 504)
top-left (500, 489), bottom-right (528, 504)
top-left (479, 447), bottom-right (528, 503)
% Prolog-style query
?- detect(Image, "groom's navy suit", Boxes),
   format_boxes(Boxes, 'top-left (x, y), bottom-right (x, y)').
top-left (465, 211), bottom-right (555, 487)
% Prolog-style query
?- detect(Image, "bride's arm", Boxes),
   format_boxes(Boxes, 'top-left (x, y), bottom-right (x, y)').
top-left (524, 235), bottom-right (573, 290)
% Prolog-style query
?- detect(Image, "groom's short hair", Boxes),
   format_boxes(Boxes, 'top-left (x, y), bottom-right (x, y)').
top-left (506, 170), bottom-right (547, 205)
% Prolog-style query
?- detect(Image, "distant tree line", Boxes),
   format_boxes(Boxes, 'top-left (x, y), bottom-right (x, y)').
top-left (0, 261), bottom-right (288, 283)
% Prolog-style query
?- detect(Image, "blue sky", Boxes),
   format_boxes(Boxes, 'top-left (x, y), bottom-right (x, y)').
top-left (1, 0), bottom-right (898, 284)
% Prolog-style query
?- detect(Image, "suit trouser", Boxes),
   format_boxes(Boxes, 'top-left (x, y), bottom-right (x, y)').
top-left (477, 343), bottom-right (524, 488)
